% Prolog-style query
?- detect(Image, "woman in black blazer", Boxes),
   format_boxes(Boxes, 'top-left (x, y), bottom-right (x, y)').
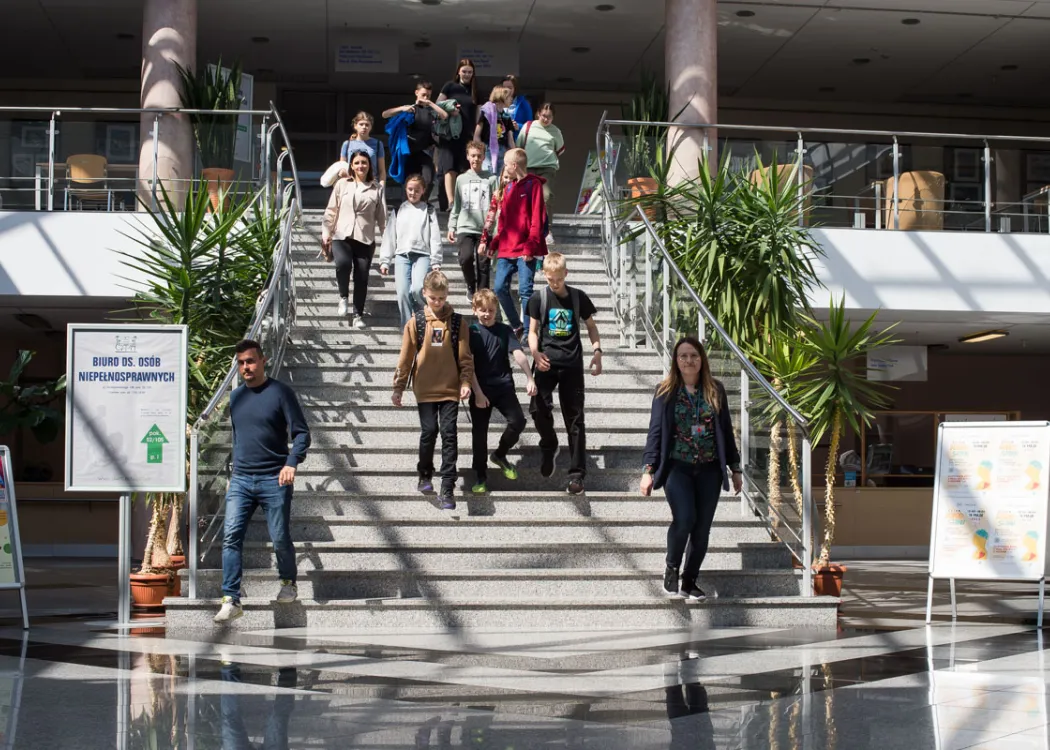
top-left (640, 336), bottom-right (743, 600)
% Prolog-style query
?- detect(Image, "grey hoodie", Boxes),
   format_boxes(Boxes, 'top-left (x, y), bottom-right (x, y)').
top-left (379, 201), bottom-right (442, 268)
top-left (449, 169), bottom-right (498, 236)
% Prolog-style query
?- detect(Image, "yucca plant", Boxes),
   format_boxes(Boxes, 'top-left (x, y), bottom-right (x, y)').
top-left (174, 58), bottom-right (243, 169)
top-left (794, 297), bottom-right (899, 566)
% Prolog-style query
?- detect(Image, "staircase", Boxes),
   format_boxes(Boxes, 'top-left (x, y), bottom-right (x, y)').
top-left (166, 210), bottom-right (838, 631)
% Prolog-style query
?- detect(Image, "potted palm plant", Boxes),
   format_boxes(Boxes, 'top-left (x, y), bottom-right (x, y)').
top-left (795, 297), bottom-right (898, 596)
top-left (175, 58), bottom-right (244, 210)
top-left (622, 69), bottom-right (679, 204)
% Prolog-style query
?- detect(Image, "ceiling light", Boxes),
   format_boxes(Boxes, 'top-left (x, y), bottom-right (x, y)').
top-left (852, 58), bottom-right (871, 65)
top-left (572, 46), bottom-right (590, 53)
top-left (1001, 64), bottom-right (1019, 71)
top-left (736, 10), bottom-right (756, 17)
top-left (251, 36), bottom-right (269, 44)
top-left (595, 4), bottom-right (615, 10)
top-left (14, 313), bottom-right (51, 330)
top-left (959, 329), bottom-right (1008, 344)
top-left (901, 18), bottom-right (920, 25)
top-left (116, 32), bottom-right (135, 41)
top-left (421, 0), bottom-right (442, 5)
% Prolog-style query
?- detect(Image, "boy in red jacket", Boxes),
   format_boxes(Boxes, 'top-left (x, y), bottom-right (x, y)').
top-left (479, 148), bottom-right (548, 342)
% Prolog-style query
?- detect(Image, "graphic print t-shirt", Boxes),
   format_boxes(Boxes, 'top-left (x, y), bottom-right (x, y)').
top-left (526, 287), bottom-right (597, 369)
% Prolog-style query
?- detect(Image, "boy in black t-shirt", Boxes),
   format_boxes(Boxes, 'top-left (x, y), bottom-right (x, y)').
top-left (526, 252), bottom-right (603, 495)
top-left (468, 289), bottom-right (538, 493)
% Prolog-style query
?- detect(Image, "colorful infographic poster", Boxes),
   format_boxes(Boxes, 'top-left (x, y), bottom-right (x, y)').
top-left (930, 422), bottom-right (1050, 580)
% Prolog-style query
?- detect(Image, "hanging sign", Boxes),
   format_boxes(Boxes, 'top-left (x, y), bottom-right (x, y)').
top-left (456, 42), bottom-right (519, 76)
top-left (65, 325), bottom-right (188, 493)
top-left (0, 446), bottom-right (29, 629)
top-left (334, 38), bottom-right (400, 73)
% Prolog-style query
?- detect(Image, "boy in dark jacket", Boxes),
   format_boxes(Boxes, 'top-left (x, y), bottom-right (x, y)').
top-left (479, 148), bottom-right (548, 342)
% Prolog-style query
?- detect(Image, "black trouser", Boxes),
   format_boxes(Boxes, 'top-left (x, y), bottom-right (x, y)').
top-left (666, 683), bottom-right (715, 750)
top-left (664, 460), bottom-right (723, 582)
top-left (403, 151), bottom-right (435, 198)
top-left (331, 238), bottom-right (374, 316)
top-left (530, 364), bottom-right (586, 480)
top-left (469, 387), bottom-right (526, 478)
top-left (456, 234), bottom-right (491, 296)
top-left (417, 400), bottom-right (458, 493)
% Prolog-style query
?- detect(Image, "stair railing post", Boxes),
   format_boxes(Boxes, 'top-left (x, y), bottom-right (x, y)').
top-left (740, 370), bottom-right (750, 518)
top-left (644, 232), bottom-right (653, 349)
top-left (47, 110), bottom-right (58, 212)
top-left (802, 435), bottom-right (814, 597)
top-left (661, 259), bottom-right (670, 370)
top-left (892, 136), bottom-right (901, 230)
top-left (188, 431), bottom-right (199, 599)
top-left (983, 140), bottom-right (993, 233)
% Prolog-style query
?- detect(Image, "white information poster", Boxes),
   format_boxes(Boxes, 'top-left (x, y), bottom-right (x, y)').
top-left (65, 325), bottom-right (188, 492)
top-left (456, 41), bottom-right (519, 76)
top-left (867, 345), bottom-right (928, 382)
top-left (334, 37), bottom-right (400, 73)
top-left (929, 421), bottom-right (1050, 581)
top-left (0, 451), bottom-right (18, 584)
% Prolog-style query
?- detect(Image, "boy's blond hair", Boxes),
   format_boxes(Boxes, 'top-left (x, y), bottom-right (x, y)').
top-left (466, 140), bottom-right (487, 156)
top-left (489, 85), bottom-right (511, 104)
top-left (543, 252), bottom-right (567, 274)
top-left (472, 288), bottom-right (499, 310)
top-left (423, 269), bottom-right (449, 294)
top-left (505, 148), bottom-right (528, 167)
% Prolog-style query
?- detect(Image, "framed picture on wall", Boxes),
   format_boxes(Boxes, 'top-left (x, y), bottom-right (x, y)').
top-left (949, 183), bottom-right (982, 211)
top-left (20, 126), bottom-right (47, 150)
top-left (11, 153), bottom-right (34, 178)
top-left (105, 124), bottom-right (137, 163)
top-left (1026, 152), bottom-right (1050, 186)
top-left (952, 149), bottom-right (981, 182)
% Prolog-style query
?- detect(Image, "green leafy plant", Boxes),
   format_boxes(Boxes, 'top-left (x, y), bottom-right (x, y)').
top-left (622, 69), bottom-right (682, 180)
top-left (0, 350), bottom-right (67, 444)
top-left (794, 297), bottom-right (899, 566)
top-left (174, 58), bottom-right (243, 169)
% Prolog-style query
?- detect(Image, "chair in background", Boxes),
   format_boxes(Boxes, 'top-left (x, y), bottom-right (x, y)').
top-left (64, 154), bottom-right (113, 210)
top-left (883, 171), bottom-right (945, 230)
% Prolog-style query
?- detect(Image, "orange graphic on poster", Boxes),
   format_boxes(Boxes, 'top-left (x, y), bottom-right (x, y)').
top-left (0, 510), bottom-right (8, 527)
top-left (976, 461), bottom-right (993, 490)
top-left (973, 528), bottom-right (989, 559)
top-left (1023, 531), bottom-right (1040, 562)
top-left (1025, 461), bottom-right (1043, 491)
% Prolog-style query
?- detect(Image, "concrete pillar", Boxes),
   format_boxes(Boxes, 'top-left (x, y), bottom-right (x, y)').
top-left (138, 0), bottom-right (196, 209)
top-left (665, 0), bottom-right (717, 183)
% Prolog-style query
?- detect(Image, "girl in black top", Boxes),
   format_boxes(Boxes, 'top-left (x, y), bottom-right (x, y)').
top-left (382, 80), bottom-right (448, 200)
top-left (437, 58), bottom-right (478, 211)
top-left (474, 86), bottom-right (516, 174)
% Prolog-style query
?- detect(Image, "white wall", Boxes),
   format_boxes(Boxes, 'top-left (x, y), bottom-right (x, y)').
top-left (810, 228), bottom-right (1050, 315)
top-left (0, 211), bottom-right (147, 297)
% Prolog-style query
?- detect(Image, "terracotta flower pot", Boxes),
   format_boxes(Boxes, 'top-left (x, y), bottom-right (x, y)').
top-left (627, 176), bottom-right (659, 220)
top-left (130, 571), bottom-right (175, 610)
top-left (812, 564), bottom-right (848, 598)
top-left (201, 167), bottom-right (235, 211)
top-left (168, 555), bottom-right (186, 597)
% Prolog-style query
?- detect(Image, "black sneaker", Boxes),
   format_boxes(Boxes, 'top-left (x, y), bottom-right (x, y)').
top-left (681, 580), bottom-right (706, 601)
top-left (417, 475), bottom-right (434, 493)
top-left (663, 565), bottom-right (679, 596)
top-left (439, 492), bottom-right (457, 510)
top-left (540, 446), bottom-right (560, 479)
top-left (567, 477), bottom-right (585, 495)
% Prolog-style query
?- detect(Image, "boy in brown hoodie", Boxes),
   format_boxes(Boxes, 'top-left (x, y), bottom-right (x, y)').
top-left (392, 270), bottom-right (474, 509)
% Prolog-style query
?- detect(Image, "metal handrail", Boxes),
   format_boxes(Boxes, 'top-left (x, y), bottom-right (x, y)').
top-left (0, 106), bottom-right (272, 115)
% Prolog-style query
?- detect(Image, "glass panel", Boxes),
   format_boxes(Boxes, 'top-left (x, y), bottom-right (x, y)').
top-left (863, 412), bottom-right (936, 488)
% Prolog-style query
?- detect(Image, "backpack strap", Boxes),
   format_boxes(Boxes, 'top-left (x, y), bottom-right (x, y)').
top-left (538, 286), bottom-right (550, 352)
top-left (569, 286), bottom-right (581, 328)
top-left (450, 313), bottom-right (462, 369)
top-left (414, 309), bottom-right (427, 352)
top-left (522, 120), bottom-right (533, 146)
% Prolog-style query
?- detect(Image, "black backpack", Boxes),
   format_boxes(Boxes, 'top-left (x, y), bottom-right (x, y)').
top-left (409, 310), bottom-right (463, 385)
top-left (536, 285), bottom-right (581, 351)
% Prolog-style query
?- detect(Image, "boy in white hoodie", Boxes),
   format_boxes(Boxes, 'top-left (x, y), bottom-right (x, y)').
top-left (447, 141), bottom-right (499, 300)
top-left (379, 174), bottom-right (443, 328)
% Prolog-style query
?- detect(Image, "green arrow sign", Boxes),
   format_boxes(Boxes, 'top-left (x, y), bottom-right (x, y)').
top-left (141, 424), bottom-right (169, 464)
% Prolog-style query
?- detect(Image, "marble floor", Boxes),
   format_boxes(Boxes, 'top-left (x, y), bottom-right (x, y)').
top-left (0, 618), bottom-right (1047, 749)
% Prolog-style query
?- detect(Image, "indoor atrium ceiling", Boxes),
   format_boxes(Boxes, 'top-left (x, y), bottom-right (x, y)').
top-left (1, 0), bottom-right (1050, 106)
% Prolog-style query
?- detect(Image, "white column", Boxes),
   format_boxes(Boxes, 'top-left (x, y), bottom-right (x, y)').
top-left (665, 0), bottom-right (717, 183)
top-left (138, 0), bottom-right (197, 208)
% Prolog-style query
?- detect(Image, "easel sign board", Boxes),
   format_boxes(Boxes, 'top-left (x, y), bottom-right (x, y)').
top-left (928, 421), bottom-right (1050, 582)
top-left (64, 324), bottom-right (188, 493)
top-left (0, 446), bottom-right (31, 629)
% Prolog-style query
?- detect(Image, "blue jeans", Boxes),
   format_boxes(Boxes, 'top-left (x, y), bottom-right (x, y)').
top-left (494, 256), bottom-right (537, 331)
top-left (395, 252), bottom-right (431, 329)
top-left (222, 472), bottom-right (295, 601)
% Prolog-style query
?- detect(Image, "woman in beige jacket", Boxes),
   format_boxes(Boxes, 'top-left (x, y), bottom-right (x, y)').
top-left (321, 151), bottom-right (387, 328)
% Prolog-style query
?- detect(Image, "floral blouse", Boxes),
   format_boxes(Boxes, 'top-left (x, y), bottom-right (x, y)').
top-left (669, 386), bottom-right (717, 465)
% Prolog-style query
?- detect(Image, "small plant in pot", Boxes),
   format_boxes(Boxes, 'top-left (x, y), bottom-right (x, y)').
top-left (794, 297), bottom-right (898, 596)
top-left (175, 58), bottom-right (244, 211)
top-left (621, 69), bottom-right (683, 209)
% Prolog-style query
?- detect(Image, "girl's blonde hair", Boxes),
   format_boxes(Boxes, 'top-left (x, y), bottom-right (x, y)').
top-left (489, 85), bottom-right (511, 104)
top-left (655, 336), bottom-right (721, 412)
top-left (350, 111), bottom-right (374, 140)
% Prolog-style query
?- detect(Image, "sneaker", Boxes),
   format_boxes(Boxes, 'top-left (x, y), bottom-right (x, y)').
top-left (471, 480), bottom-right (488, 494)
top-left (567, 477), bottom-right (585, 495)
top-left (276, 580), bottom-right (297, 603)
top-left (466, 291), bottom-right (475, 304)
top-left (681, 580), bottom-right (706, 601)
top-left (353, 315), bottom-right (367, 330)
top-left (337, 298), bottom-right (349, 316)
top-left (213, 596), bottom-right (243, 623)
top-left (663, 565), bottom-right (680, 596)
top-left (439, 493), bottom-right (457, 510)
top-left (545, 231), bottom-right (555, 246)
top-left (540, 446), bottom-right (560, 478)
top-left (417, 476), bottom-right (434, 493)
top-left (490, 453), bottom-right (518, 480)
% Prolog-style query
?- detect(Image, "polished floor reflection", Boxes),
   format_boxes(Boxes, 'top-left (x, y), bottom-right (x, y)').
top-left (0, 621), bottom-right (1047, 748)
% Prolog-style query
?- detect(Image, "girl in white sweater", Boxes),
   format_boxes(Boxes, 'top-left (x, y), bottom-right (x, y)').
top-left (379, 174), bottom-right (443, 328)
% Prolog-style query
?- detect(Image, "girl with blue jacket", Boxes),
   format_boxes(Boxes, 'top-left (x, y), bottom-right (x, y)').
top-left (641, 336), bottom-right (743, 601)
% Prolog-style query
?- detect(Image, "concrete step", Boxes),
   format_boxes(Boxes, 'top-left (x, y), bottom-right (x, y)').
top-left (293, 404), bottom-right (653, 430)
top-left (293, 255), bottom-right (609, 273)
top-left (164, 594), bottom-right (838, 631)
top-left (182, 567), bottom-right (802, 600)
top-left (292, 388), bottom-right (666, 411)
top-left (278, 427), bottom-right (654, 450)
top-left (198, 540), bottom-right (791, 571)
top-left (235, 515), bottom-right (773, 545)
top-left (283, 367), bottom-right (661, 389)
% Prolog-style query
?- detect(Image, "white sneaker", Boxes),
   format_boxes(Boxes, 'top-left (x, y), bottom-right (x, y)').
top-left (213, 596), bottom-right (243, 623)
top-left (276, 580), bottom-right (298, 603)
top-left (337, 298), bottom-right (349, 316)
top-left (353, 315), bottom-right (367, 330)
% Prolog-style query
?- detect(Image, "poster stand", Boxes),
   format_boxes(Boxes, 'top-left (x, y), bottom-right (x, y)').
top-left (0, 447), bottom-right (30, 630)
top-left (925, 420), bottom-right (1050, 627)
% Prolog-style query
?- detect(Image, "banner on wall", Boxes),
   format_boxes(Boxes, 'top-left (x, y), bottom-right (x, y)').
top-left (65, 325), bottom-right (188, 493)
top-left (867, 345), bottom-right (928, 382)
top-left (456, 42), bottom-right (519, 76)
top-left (334, 37), bottom-right (400, 73)
top-left (929, 421), bottom-right (1050, 581)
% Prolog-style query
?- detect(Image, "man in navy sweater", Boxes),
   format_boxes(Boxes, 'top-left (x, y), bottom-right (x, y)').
top-left (214, 340), bottom-right (311, 624)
